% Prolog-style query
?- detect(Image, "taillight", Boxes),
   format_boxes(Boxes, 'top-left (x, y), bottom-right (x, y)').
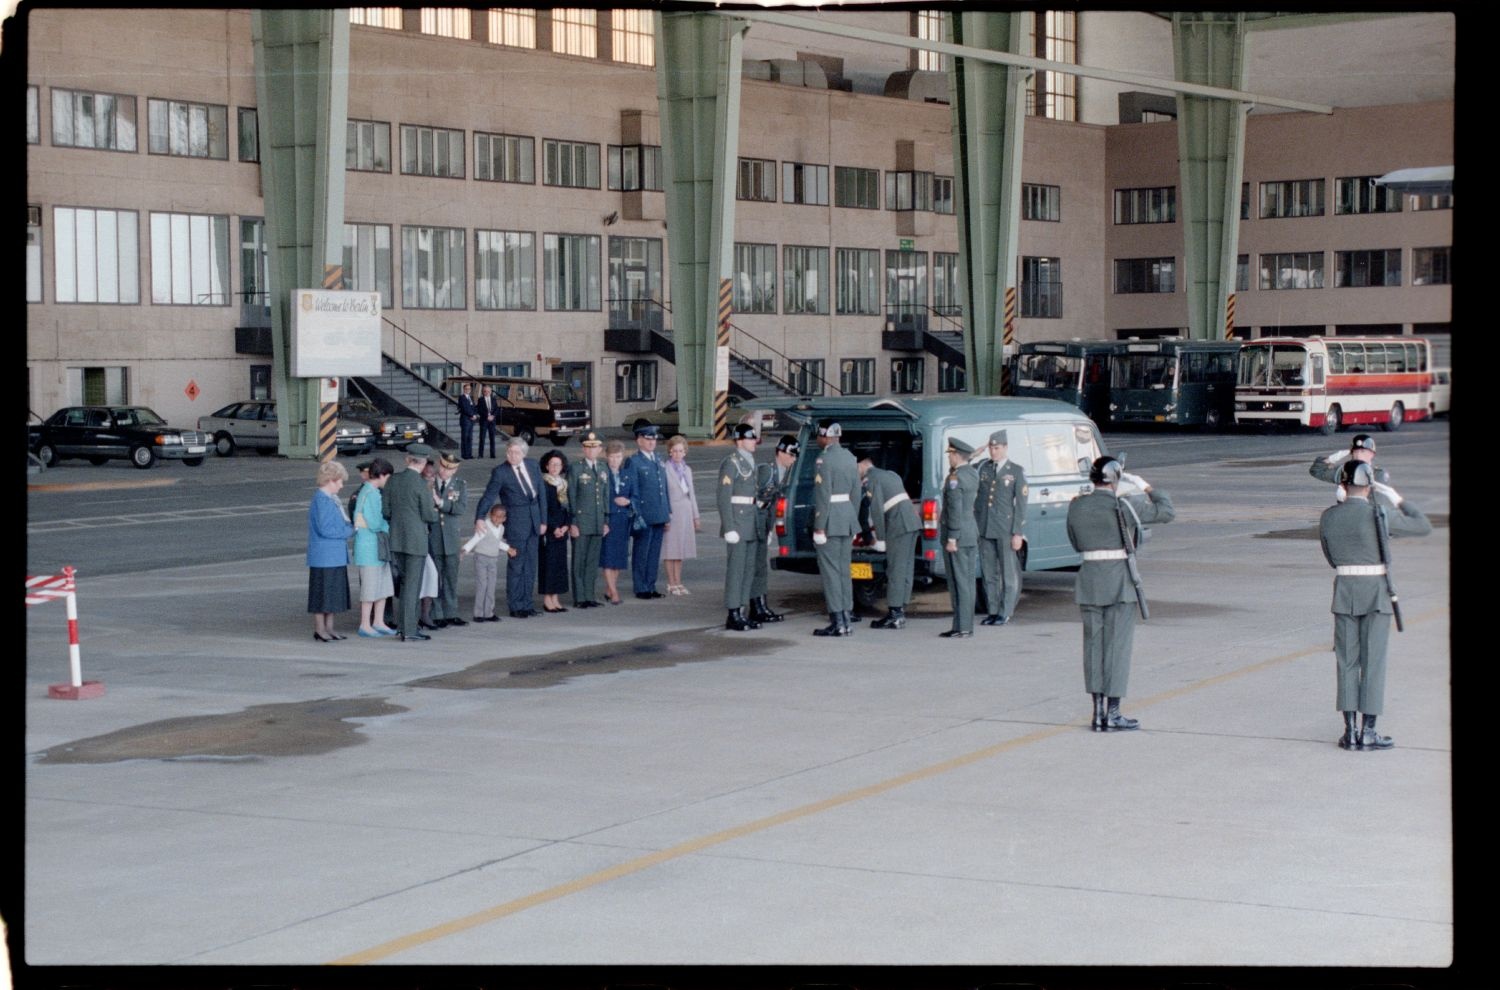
top-left (921, 497), bottom-right (939, 540)
top-left (775, 496), bottom-right (787, 537)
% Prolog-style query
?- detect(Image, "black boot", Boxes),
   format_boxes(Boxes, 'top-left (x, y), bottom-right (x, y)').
top-left (725, 608), bottom-right (755, 631)
top-left (1091, 694), bottom-right (1107, 732)
top-left (871, 606), bottom-right (906, 630)
top-left (1359, 713), bottom-right (1394, 750)
top-left (1102, 697), bottom-right (1139, 731)
top-left (750, 596), bottom-right (784, 623)
top-left (1338, 711), bottom-right (1359, 750)
top-left (813, 612), bottom-right (844, 636)
top-left (837, 610), bottom-right (853, 635)
top-left (980, 614), bottom-right (1006, 626)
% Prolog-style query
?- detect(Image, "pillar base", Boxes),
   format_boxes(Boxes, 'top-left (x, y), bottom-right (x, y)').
top-left (48, 681), bottom-right (104, 700)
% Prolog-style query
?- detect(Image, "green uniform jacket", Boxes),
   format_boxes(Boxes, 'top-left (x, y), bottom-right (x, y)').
top-left (940, 463), bottom-right (979, 547)
top-left (430, 475), bottom-right (469, 555)
top-left (1066, 488), bottom-right (1174, 606)
top-left (812, 443), bottom-right (860, 536)
top-left (863, 467), bottom-right (919, 540)
top-left (753, 461), bottom-right (790, 540)
top-left (975, 458), bottom-right (1028, 539)
top-left (1319, 495), bottom-right (1431, 615)
top-left (569, 456), bottom-right (610, 535)
top-left (382, 466), bottom-right (440, 555)
top-left (717, 449), bottom-right (760, 539)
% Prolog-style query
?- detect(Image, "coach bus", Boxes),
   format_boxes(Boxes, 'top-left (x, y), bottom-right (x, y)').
top-left (1107, 337), bottom-right (1241, 430)
top-left (1010, 340), bottom-right (1117, 424)
top-left (1233, 336), bottom-right (1432, 434)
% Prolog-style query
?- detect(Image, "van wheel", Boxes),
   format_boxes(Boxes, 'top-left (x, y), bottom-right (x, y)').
top-left (1201, 408), bottom-right (1224, 433)
top-left (1383, 402), bottom-right (1404, 432)
top-left (854, 576), bottom-right (884, 610)
top-left (1320, 405), bottom-right (1342, 435)
top-left (551, 436), bottom-right (569, 446)
top-left (518, 427), bottom-right (537, 446)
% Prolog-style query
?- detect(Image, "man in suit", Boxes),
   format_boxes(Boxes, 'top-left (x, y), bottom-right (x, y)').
top-left (622, 423), bottom-right (670, 598)
top-left (474, 436), bottom-right (545, 617)
top-left (457, 382), bottom-right (479, 460)
top-left (381, 443), bottom-right (440, 641)
top-left (429, 451), bottom-right (469, 627)
top-left (476, 384), bottom-right (499, 458)
top-left (568, 431), bottom-right (609, 608)
top-left (1066, 455), bottom-right (1175, 731)
top-left (1319, 459), bottom-right (1432, 750)
top-left (811, 420), bottom-right (860, 637)
top-left (718, 423), bottom-right (762, 631)
top-left (940, 437), bottom-right (980, 639)
top-left (858, 455), bottom-right (920, 631)
top-left (975, 429), bottom-right (1028, 626)
top-left (749, 434), bottom-right (798, 624)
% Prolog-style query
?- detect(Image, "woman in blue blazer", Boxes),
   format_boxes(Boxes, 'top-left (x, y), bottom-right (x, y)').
top-left (307, 459), bottom-right (356, 642)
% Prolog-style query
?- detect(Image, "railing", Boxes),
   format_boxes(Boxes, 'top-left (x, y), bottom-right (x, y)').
top-left (606, 296), bottom-right (667, 331)
top-left (365, 315), bottom-right (478, 432)
top-left (1019, 282), bottom-right (1064, 319)
top-left (728, 320), bottom-right (845, 397)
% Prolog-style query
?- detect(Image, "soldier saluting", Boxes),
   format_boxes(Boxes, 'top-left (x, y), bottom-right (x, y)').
top-left (811, 420), bottom-right (860, 637)
top-left (974, 429), bottom-right (1028, 626)
top-left (719, 423), bottom-right (763, 631)
top-left (939, 437), bottom-right (980, 639)
top-left (749, 435), bottom-right (799, 624)
top-left (857, 455), bottom-right (919, 630)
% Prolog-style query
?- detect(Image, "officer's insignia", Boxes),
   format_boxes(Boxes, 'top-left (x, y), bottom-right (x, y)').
top-left (1021, 485), bottom-right (1029, 496)
top-left (1004, 477), bottom-right (1013, 487)
top-left (947, 478), bottom-right (958, 490)
top-left (814, 474), bottom-right (822, 484)
top-left (721, 475), bottom-right (732, 485)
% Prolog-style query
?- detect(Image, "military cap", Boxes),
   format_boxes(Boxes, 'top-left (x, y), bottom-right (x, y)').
top-left (1340, 459), bottom-right (1377, 487)
top-left (988, 429), bottom-right (1009, 446)
top-left (1350, 434), bottom-right (1377, 453)
top-left (634, 423), bottom-right (661, 438)
top-left (1090, 455), bottom-right (1123, 486)
top-left (580, 431), bottom-right (603, 447)
top-left (730, 423), bottom-right (759, 441)
top-left (816, 420), bottom-right (842, 437)
top-left (776, 435), bottom-right (800, 455)
top-left (947, 437), bottom-right (975, 455)
top-left (405, 442), bottom-right (435, 460)
top-left (438, 451), bottom-right (462, 469)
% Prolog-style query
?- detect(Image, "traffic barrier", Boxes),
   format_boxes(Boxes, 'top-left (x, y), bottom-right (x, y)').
top-left (26, 566), bottom-right (103, 700)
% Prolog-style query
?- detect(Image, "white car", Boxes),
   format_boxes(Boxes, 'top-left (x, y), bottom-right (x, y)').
top-left (621, 397), bottom-right (779, 437)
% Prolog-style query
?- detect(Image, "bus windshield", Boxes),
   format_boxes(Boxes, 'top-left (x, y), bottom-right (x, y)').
top-left (1111, 354), bottom-right (1175, 390)
top-left (1015, 352), bottom-right (1081, 390)
top-left (1237, 345), bottom-right (1309, 388)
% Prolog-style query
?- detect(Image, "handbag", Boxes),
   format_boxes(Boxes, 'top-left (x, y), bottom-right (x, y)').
top-left (376, 530), bottom-right (391, 561)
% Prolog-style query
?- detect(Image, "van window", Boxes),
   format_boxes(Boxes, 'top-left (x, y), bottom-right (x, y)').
top-left (841, 429), bottom-right (924, 497)
top-left (1028, 422), bottom-right (1101, 477)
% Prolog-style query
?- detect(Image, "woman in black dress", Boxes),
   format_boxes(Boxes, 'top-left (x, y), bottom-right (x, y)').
top-left (537, 449), bottom-right (573, 613)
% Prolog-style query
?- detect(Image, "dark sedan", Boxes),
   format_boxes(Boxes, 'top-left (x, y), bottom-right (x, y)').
top-left (30, 406), bottom-right (212, 469)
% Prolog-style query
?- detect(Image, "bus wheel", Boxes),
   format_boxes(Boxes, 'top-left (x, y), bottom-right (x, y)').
top-left (1384, 402), bottom-right (1404, 432)
top-left (1320, 405), bottom-right (1342, 435)
top-left (1201, 408), bottom-right (1224, 433)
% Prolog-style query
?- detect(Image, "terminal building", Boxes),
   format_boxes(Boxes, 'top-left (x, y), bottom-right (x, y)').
top-left (23, 8), bottom-right (1453, 438)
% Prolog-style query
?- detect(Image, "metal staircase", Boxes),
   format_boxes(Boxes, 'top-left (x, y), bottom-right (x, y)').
top-left (348, 318), bottom-right (467, 449)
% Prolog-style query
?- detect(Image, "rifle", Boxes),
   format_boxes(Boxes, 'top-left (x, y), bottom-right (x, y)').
top-left (1373, 500), bottom-right (1403, 632)
top-left (1115, 495), bottom-right (1150, 621)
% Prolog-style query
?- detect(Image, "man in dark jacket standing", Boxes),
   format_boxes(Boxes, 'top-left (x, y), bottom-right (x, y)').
top-left (473, 437), bottom-right (546, 617)
top-left (476, 384), bottom-right (499, 458)
top-left (939, 437), bottom-right (979, 639)
top-left (382, 443), bottom-right (440, 641)
top-left (458, 382), bottom-right (479, 460)
top-left (622, 424), bottom-right (671, 598)
top-left (975, 429), bottom-right (1028, 626)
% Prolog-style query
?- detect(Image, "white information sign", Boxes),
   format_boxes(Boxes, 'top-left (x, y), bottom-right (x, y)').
top-left (714, 346), bottom-right (730, 393)
top-left (290, 289), bottom-right (383, 378)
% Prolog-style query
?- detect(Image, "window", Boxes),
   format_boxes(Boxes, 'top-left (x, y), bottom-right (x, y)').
top-left (885, 250), bottom-right (928, 317)
top-left (149, 212), bottom-right (230, 305)
top-left (783, 163), bottom-right (829, 206)
top-left (349, 8), bottom-right (403, 29)
top-left (915, 10), bottom-right (946, 72)
top-left (51, 88), bottom-right (137, 151)
top-left (420, 8), bottom-right (470, 38)
top-left (1409, 192), bottom-right (1453, 211)
top-left (891, 357), bottom-right (925, 395)
top-left (402, 226), bottom-right (467, 309)
top-left (612, 8), bottom-right (654, 65)
top-left (788, 359), bottom-right (826, 396)
top-left (1023, 183), bottom-right (1060, 222)
top-left (68, 367), bottom-right (129, 406)
top-left (401, 124), bottom-right (465, 178)
top-left (1236, 254), bottom-right (1249, 292)
top-left (239, 218), bottom-right (269, 315)
top-left (347, 119), bottom-right (391, 172)
top-left (616, 360), bottom-right (656, 402)
top-left (27, 86), bottom-right (39, 144)
top-left (147, 98), bottom-right (228, 159)
top-left (939, 360), bottom-right (967, 393)
top-left (485, 361), bottom-right (530, 377)
top-left (237, 108), bottom-right (258, 163)
top-left (835, 247), bottom-right (880, 315)
top-left (27, 205), bottom-right (42, 303)
top-left (933, 252), bottom-right (960, 316)
top-left (53, 207), bottom-right (140, 304)
top-left (250, 365), bottom-right (272, 401)
top-left (840, 358), bottom-right (875, 395)
top-left (1335, 176), bottom-right (1402, 215)
top-left (1259, 179), bottom-right (1325, 219)
top-left (1240, 183), bottom-right (1249, 220)
top-left (475, 230), bottom-right (535, 310)
top-left (1114, 186), bottom-right (1176, 224)
top-left (733, 243), bottom-right (777, 314)
top-left (783, 246), bottom-right (829, 315)
top-left (476, 132), bottom-right (534, 183)
top-left (608, 145), bottom-right (663, 191)
top-left (738, 158), bottom-right (777, 202)
top-left (933, 175), bottom-right (954, 215)
top-left (1335, 249), bottom-right (1402, 288)
top-left (885, 171), bottom-right (933, 212)
top-left (1413, 247), bottom-right (1451, 286)
top-left (1020, 256), bottom-right (1062, 317)
top-left (543, 139), bottom-right (601, 188)
top-left (1028, 11), bottom-right (1077, 121)
top-left (413, 362), bottom-right (461, 387)
top-left (834, 166), bottom-right (879, 209)
top-left (488, 9), bottom-right (536, 48)
top-left (1114, 257), bottom-right (1175, 294)
top-left (543, 233), bottom-right (601, 310)
top-left (1258, 252), bottom-right (1325, 290)
top-left (551, 9), bottom-right (598, 58)
top-left (344, 223), bottom-right (393, 309)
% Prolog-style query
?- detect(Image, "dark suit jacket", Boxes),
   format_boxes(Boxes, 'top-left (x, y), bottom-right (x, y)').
top-left (459, 393), bottom-right (479, 425)
top-left (476, 395), bottom-right (498, 429)
top-left (475, 459), bottom-right (545, 540)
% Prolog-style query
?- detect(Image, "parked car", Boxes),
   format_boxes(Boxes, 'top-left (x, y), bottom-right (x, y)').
top-left (441, 375), bottom-right (591, 446)
top-left (29, 405), bottom-right (212, 469)
top-left (620, 397), bottom-right (778, 437)
top-left (337, 396), bottom-right (429, 450)
top-left (197, 400), bottom-right (374, 457)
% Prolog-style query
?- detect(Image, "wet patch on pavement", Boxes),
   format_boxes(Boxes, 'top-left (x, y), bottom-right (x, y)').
top-left (780, 585), bottom-right (1236, 623)
top-left (37, 697), bottom-right (406, 764)
top-left (406, 629), bottom-right (794, 690)
top-left (1220, 458), bottom-right (1316, 468)
top-left (1258, 513), bottom-right (1448, 540)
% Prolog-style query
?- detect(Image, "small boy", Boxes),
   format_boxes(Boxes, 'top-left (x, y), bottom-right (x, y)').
top-left (463, 502), bottom-right (518, 622)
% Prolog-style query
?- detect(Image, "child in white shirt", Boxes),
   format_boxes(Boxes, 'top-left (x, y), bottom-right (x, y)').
top-left (463, 503), bottom-right (517, 621)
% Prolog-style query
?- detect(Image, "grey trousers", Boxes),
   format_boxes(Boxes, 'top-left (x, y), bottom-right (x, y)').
top-left (979, 537), bottom-right (1022, 618)
top-left (1080, 602), bottom-right (1136, 697)
top-left (473, 554), bottom-right (499, 618)
top-left (1334, 611), bottom-right (1392, 714)
top-left (393, 551), bottom-right (426, 636)
top-left (751, 531), bottom-right (772, 598)
top-left (944, 544), bottom-right (977, 632)
top-left (815, 535), bottom-right (853, 612)
top-left (723, 536), bottom-right (759, 609)
top-left (432, 551), bottom-right (460, 620)
top-left (884, 530), bottom-right (918, 608)
top-left (571, 532), bottom-right (602, 605)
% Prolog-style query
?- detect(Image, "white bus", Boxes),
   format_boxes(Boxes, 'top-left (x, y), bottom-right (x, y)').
top-left (1234, 336), bottom-right (1433, 435)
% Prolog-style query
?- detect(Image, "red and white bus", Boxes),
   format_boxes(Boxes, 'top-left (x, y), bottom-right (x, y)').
top-left (1233, 336), bottom-right (1432, 435)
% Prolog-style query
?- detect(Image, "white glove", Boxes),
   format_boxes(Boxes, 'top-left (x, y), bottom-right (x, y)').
top-left (1120, 471), bottom-right (1148, 490)
top-left (724, 530), bottom-right (741, 545)
top-left (1335, 484), bottom-right (1348, 503)
top-left (812, 531), bottom-right (828, 546)
top-left (1372, 480), bottom-right (1402, 505)
top-left (1324, 449), bottom-right (1350, 464)
top-left (767, 532), bottom-right (775, 545)
top-left (873, 539), bottom-right (887, 552)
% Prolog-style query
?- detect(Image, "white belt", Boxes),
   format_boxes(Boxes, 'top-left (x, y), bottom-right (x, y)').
top-left (1081, 549), bottom-right (1128, 561)
top-left (830, 493), bottom-right (851, 503)
top-left (1336, 564), bottom-right (1387, 576)
top-left (883, 492), bottom-right (911, 512)
top-left (729, 496), bottom-right (755, 505)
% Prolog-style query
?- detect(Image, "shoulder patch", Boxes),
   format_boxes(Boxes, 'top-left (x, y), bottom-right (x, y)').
top-left (814, 473), bottom-right (822, 485)
top-left (721, 475), bottom-right (732, 485)
top-left (947, 478), bottom-right (958, 490)
top-left (1021, 485), bottom-right (1029, 496)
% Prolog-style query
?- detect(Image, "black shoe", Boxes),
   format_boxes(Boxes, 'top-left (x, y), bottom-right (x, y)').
top-left (313, 632), bottom-right (334, 643)
top-left (544, 606), bottom-right (568, 613)
top-left (1091, 694), bottom-right (1107, 732)
top-left (1103, 698), bottom-right (1139, 731)
top-left (1359, 714), bottom-right (1394, 750)
top-left (635, 592), bottom-right (654, 600)
top-left (939, 629), bottom-right (972, 638)
top-left (418, 620), bottom-right (441, 631)
top-left (446, 618), bottom-right (468, 627)
top-left (813, 612), bottom-right (848, 637)
top-left (980, 614), bottom-right (1007, 626)
top-left (400, 632), bottom-right (431, 642)
top-left (648, 590), bottom-right (666, 599)
top-left (510, 610), bottom-right (531, 618)
top-left (725, 608), bottom-right (757, 631)
top-left (871, 607), bottom-right (906, 630)
top-left (1338, 711), bottom-right (1359, 750)
top-left (576, 601), bottom-right (599, 609)
top-left (749, 597), bottom-right (784, 623)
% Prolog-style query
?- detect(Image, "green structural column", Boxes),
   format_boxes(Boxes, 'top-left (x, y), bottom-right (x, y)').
top-left (656, 12), bottom-right (747, 438)
top-left (1173, 12), bottom-right (1248, 341)
top-left (251, 10), bottom-right (350, 456)
top-left (948, 11), bottom-right (1029, 395)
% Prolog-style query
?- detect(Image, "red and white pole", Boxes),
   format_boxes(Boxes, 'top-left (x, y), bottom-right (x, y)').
top-left (45, 567), bottom-right (103, 700)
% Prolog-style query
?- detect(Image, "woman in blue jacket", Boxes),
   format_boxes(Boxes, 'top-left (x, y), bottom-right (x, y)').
top-left (352, 458), bottom-right (398, 637)
top-left (307, 459), bottom-right (356, 642)
top-left (599, 439), bottom-right (634, 605)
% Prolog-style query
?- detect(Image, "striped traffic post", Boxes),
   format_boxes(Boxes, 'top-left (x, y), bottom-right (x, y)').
top-left (715, 278), bottom-right (732, 439)
top-left (1224, 292), bottom-right (1237, 339)
top-left (317, 263), bottom-right (346, 462)
top-left (1001, 285), bottom-right (1018, 394)
top-left (27, 567), bottom-right (103, 700)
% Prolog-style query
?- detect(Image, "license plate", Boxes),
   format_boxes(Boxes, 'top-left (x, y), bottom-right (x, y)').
top-left (403, 431), bottom-right (416, 439)
top-left (187, 446), bottom-right (206, 454)
top-left (850, 562), bottom-right (873, 580)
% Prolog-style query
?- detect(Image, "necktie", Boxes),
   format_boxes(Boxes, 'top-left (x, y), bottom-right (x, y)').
top-left (516, 464), bottom-right (535, 499)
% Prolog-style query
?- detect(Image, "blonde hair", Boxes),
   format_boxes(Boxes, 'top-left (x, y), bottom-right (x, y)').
top-left (605, 439), bottom-right (626, 456)
top-left (667, 434), bottom-right (688, 454)
top-left (316, 460), bottom-right (349, 486)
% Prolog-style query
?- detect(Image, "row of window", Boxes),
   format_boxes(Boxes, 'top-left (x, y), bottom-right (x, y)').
top-left (1120, 248), bottom-right (1453, 295)
top-left (352, 8), bottom-right (657, 65)
top-left (614, 354), bottom-right (966, 405)
top-left (1113, 178), bottom-right (1454, 226)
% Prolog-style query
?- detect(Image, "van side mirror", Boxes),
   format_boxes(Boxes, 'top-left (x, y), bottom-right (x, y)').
top-left (1077, 457), bottom-right (1091, 474)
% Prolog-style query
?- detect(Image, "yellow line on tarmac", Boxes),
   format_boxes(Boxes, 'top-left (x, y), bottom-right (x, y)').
top-left (331, 607), bottom-right (1446, 965)
top-left (28, 477), bottom-right (180, 493)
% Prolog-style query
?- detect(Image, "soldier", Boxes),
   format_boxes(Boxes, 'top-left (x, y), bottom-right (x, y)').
top-left (381, 443), bottom-right (440, 641)
top-left (1319, 459), bottom-right (1432, 750)
top-left (858, 456), bottom-right (919, 630)
top-left (429, 451), bottom-right (469, 627)
top-left (811, 420), bottom-right (860, 637)
top-left (1310, 434), bottom-right (1397, 505)
top-left (568, 431), bottom-right (609, 608)
top-left (622, 423), bottom-right (671, 598)
top-left (1066, 455), bottom-right (1175, 731)
top-left (939, 437), bottom-right (980, 638)
top-left (718, 423), bottom-right (763, 631)
top-left (748, 434), bottom-right (799, 624)
top-left (975, 429), bottom-right (1028, 626)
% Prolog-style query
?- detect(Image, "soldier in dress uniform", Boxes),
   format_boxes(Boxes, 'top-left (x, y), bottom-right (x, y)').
top-left (939, 437), bottom-right (980, 638)
top-left (1066, 455), bottom-right (1175, 731)
top-left (857, 456), bottom-right (920, 630)
top-left (1310, 434), bottom-right (1397, 505)
top-left (975, 429), bottom-right (1028, 626)
top-left (718, 423), bottom-right (763, 631)
top-left (748, 434), bottom-right (799, 623)
top-left (568, 432), bottom-right (609, 608)
top-left (382, 443), bottom-right (440, 641)
top-left (1318, 459), bottom-right (1432, 750)
top-left (811, 420), bottom-right (860, 637)
top-left (623, 423), bottom-right (671, 598)
top-left (429, 451), bottom-right (469, 627)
